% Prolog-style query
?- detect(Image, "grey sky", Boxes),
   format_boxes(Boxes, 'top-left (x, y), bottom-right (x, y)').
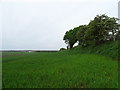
top-left (1, 1), bottom-right (119, 50)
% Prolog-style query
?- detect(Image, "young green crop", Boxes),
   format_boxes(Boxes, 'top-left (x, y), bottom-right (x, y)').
top-left (2, 52), bottom-right (118, 88)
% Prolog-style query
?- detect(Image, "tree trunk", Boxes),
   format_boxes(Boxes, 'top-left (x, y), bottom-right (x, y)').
top-left (70, 44), bottom-right (73, 49)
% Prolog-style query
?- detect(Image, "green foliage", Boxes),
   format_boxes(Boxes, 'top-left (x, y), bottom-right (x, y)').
top-left (63, 14), bottom-right (120, 48)
top-left (63, 27), bottom-right (80, 48)
top-left (70, 40), bottom-right (119, 60)
top-left (76, 25), bottom-right (88, 46)
top-left (86, 14), bottom-right (120, 45)
top-left (3, 52), bottom-right (118, 88)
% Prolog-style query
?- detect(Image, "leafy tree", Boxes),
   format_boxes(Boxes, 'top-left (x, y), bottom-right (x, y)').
top-left (63, 27), bottom-right (79, 49)
top-left (85, 14), bottom-right (120, 45)
top-left (63, 14), bottom-right (120, 49)
top-left (104, 17), bottom-right (120, 40)
top-left (76, 25), bottom-right (88, 46)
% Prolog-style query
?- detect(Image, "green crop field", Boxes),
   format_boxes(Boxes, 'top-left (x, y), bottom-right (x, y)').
top-left (2, 51), bottom-right (118, 88)
top-left (2, 13), bottom-right (119, 88)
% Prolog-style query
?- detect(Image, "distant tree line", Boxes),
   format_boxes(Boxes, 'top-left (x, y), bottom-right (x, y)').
top-left (63, 14), bottom-right (120, 49)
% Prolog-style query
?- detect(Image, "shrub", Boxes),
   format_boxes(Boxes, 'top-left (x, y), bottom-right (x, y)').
top-left (59, 48), bottom-right (66, 51)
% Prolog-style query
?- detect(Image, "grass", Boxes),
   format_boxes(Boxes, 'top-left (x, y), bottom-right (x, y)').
top-left (2, 51), bottom-right (118, 88)
top-left (68, 40), bottom-right (120, 60)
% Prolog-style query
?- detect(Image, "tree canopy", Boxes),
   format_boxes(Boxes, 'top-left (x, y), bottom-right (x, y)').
top-left (63, 14), bottom-right (120, 49)
top-left (63, 27), bottom-right (79, 49)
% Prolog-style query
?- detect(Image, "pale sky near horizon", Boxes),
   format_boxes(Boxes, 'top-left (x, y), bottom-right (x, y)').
top-left (0, 0), bottom-right (119, 50)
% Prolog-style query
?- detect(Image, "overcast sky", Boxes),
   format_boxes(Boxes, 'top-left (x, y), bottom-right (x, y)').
top-left (0, 0), bottom-right (119, 50)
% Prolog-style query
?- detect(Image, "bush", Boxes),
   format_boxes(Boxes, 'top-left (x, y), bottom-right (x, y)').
top-left (59, 48), bottom-right (66, 51)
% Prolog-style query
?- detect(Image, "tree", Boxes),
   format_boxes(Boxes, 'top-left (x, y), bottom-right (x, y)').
top-left (85, 14), bottom-right (120, 45)
top-left (63, 27), bottom-right (79, 49)
top-left (76, 25), bottom-right (88, 47)
top-left (103, 17), bottom-right (120, 41)
top-left (63, 14), bottom-right (120, 49)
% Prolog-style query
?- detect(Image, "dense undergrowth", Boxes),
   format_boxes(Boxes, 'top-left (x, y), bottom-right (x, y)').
top-left (61, 40), bottom-right (120, 60)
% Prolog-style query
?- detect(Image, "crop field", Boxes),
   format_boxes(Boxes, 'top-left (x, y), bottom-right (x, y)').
top-left (2, 52), bottom-right (118, 88)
